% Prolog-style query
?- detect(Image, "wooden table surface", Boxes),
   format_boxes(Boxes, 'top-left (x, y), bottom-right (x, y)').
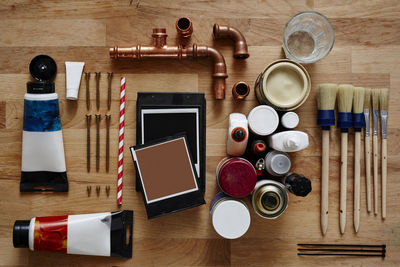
top-left (0, 0), bottom-right (399, 266)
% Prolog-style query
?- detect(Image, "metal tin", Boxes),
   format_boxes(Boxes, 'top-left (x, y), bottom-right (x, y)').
top-left (210, 192), bottom-right (251, 239)
top-left (216, 157), bottom-right (257, 198)
top-left (251, 180), bottom-right (289, 219)
top-left (254, 59), bottom-right (311, 111)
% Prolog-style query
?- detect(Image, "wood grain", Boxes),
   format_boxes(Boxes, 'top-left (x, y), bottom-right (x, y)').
top-left (0, 0), bottom-right (400, 266)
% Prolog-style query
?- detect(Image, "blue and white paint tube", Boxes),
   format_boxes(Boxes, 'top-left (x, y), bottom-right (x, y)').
top-left (20, 55), bottom-right (68, 192)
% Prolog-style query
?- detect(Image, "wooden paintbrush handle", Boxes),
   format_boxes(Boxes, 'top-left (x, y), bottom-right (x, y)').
top-left (321, 130), bottom-right (330, 235)
top-left (340, 132), bottom-right (348, 234)
top-left (373, 135), bottom-right (379, 215)
top-left (354, 132), bottom-right (361, 232)
top-left (382, 138), bottom-right (387, 219)
top-left (365, 135), bottom-right (372, 213)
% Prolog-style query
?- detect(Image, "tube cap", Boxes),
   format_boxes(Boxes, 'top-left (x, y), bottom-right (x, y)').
top-left (13, 220), bottom-right (30, 248)
top-left (232, 128), bottom-right (246, 142)
top-left (27, 55), bottom-right (57, 94)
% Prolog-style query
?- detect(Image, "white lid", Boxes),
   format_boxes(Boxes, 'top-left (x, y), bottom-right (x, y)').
top-left (212, 200), bottom-right (250, 239)
top-left (281, 112), bottom-right (299, 129)
top-left (271, 153), bottom-right (291, 175)
top-left (247, 105), bottom-right (279, 136)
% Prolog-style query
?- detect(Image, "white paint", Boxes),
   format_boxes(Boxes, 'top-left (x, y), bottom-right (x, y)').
top-left (65, 62), bottom-right (85, 100)
top-left (67, 212), bottom-right (111, 256)
top-left (247, 105), bottom-right (279, 136)
top-left (226, 113), bottom-right (248, 156)
top-left (21, 131), bottom-right (66, 172)
top-left (268, 130), bottom-right (309, 152)
top-left (211, 199), bottom-right (250, 239)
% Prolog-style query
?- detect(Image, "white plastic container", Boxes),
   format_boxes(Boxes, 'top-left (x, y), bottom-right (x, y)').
top-left (281, 112), bottom-right (299, 129)
top-left (264, 150), bottom-right (291, 176)
top-left (268, 130), bottom-right (309, 152)
top-left (226, 113), bottom-right (248, 156)
top-left (210, 192), bottom-right (251, 239)
top-left (247, 105), bottom-right (279, 136)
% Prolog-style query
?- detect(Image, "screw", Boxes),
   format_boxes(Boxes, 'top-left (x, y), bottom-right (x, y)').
top-left (95, 72), bottom-right (101, 111)
top-left (106, 185), bottom-right (110, 197)
top-left (85, 72), bottom-right (90, 111)
top-left (95, 114), bottom-right (101, 172)
top-left (105, 114), bottom-right (111, 172)
top-left (86, 114), bottom-right (91, 172)
top-left (107, 72), bottom-right (113, 111)
top-left (96, 185), bottom-right (101, 197)
top-left (87, 185), bottom-right (92, 197)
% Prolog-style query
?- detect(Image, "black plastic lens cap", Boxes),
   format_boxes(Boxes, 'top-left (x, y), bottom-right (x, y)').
top-left (29, 55), bottom-right (57, 81)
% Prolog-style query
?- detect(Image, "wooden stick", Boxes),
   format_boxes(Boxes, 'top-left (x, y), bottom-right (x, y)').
top-left (373, 135), bottom-right (379, 215)
top-left (365, 135), bottom-right (372, 213)
top-left (321, 130), bottom-right (330, 235)
top-left (340, 132), bottom-right (348, 234)
top-left (354, 131), bottom-right (361, 232)
top-left (382, 138), bottom-right (387, 219)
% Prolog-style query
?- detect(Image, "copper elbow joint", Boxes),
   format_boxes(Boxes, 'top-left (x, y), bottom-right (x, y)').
top-left (176, 17), bottom-right (193, 38)
top-left (213, 23), bottom-right (249, 59)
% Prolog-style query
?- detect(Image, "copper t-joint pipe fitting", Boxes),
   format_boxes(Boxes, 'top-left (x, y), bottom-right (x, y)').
top-left (109, 28), bottom-right (228, 99)
top-left (213, 23), bottom-right (249, 59)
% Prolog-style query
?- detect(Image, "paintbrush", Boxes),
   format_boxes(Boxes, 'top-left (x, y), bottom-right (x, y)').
top-left (363, 88), bottom-right (372, 213)
top-left (317, 84), bottom-right (338, 235)
top-left (372, 89), bottom-right (380, 215)
top-left (337, 84), bottom-right (354, 234)
top-left (379, 88), bottom-right (388, 219)
top-left (352, 87), bottom-right (364, 232)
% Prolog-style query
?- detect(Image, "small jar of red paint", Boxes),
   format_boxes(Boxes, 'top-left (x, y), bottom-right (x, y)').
top-left (216, 157), bottom-right (257, 198)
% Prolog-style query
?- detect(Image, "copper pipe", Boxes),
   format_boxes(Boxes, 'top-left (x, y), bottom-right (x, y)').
top-left (109, 28), bottom-right (228, 99)
top-left (232, 81), bottom-right (250, 100)
top-left (176, 17), bottom-right (193, 38)
top-left (213, 23), bottom-right (249, 59)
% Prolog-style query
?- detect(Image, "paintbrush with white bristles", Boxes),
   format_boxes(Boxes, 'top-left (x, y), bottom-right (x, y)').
top-left (379, 88), bottom-right (389, 219)
top-left (372, 89), bottom-right (380, 215)
top-left (352, 87), bottom-right (365, 233)
top-left (363, 88), bottom-right (372, 213)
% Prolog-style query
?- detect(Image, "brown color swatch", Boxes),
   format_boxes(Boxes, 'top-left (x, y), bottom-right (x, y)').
top-left (134, 137), bottom-right (197, 202)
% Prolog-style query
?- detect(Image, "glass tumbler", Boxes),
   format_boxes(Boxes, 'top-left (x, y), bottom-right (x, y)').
top-left (282, 11), bottom-right (335, 64)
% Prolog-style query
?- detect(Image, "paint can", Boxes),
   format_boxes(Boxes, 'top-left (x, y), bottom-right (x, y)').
top-left (216, 157), bottom-right (257, 198)
top-left (251, 180), bottom-right (289, 219)
top-left (254, 59), bottom-right (311, 111)
top-left (210, 192), bottom-right (251, 239)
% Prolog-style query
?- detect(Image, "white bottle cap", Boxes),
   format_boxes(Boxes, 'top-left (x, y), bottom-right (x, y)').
top-left (248, 105), bottom-right (279, 136)
top-left (281, 112), bottom-right (299, 129)
top-left (212, 199), bottom-right (250, 239)
top-left (284, 135), bottom-right (300, 150)
top-left (65, 62), bottom-right (85, 100)
top-left (265, 150), bottom-right (291, 176)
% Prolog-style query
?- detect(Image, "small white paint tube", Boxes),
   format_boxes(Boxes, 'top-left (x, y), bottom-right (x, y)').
top-left (65, 62), bottom-right (85, 100)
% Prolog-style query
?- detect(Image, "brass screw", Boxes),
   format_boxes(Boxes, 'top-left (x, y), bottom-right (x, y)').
top-left (87, 185), bottom-right (92, 197)
top-left (105, 114), bottom-right (111, 172)
top-left (107, 72), bottom-right (113, 111)
top-left (85, 72), bottom-right (90, 111)
top-left (96, 185), bottom-right (101, 197)
top-left (95, 114), bottom-right (101, 172)
top-left (86, 114), bottom-right (92, 172)
top-left (95, 72), bottom-right (101, 111)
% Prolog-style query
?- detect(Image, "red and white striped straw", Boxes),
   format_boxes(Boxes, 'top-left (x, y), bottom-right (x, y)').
top-left (117, 77), bottom-right (126, 205)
